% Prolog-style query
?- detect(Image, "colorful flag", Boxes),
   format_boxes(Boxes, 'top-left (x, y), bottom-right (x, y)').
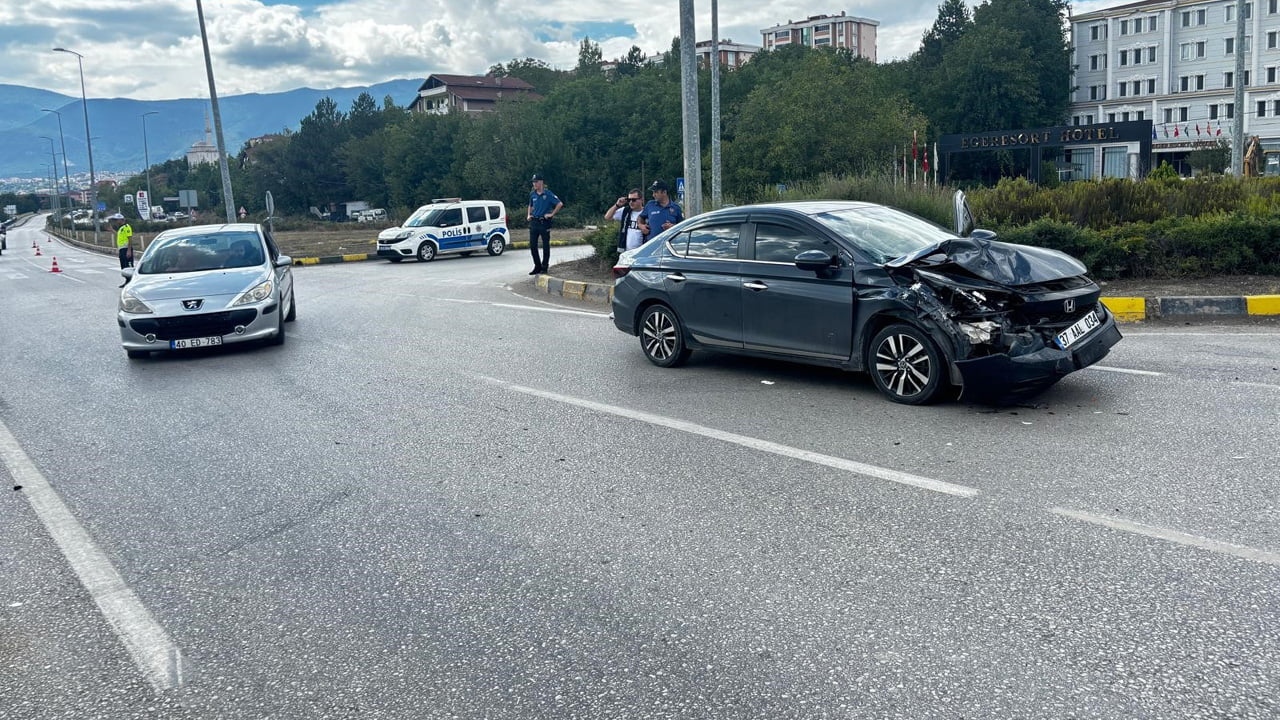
top-left (922, 141), bottom-right (931, 173)
top-left (1185, 125), bottom-right (1190, 137)
top-left (1152, 126), bottom-right (1158, 140)
top-left (1163, 124), bottom-right (1169, 138)
top-left (1195, 124), bottom-right (1201, 136)
top-left (1216, 122), bottom-right (1223, 136)
top-left (1174, 125), bottom-right (1180, 137)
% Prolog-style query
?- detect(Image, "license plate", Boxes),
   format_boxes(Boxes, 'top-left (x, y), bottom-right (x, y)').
top-left (1055, 310), bottom-right (1100, 350)
top-left (170, 336), bottom-right (223, 349)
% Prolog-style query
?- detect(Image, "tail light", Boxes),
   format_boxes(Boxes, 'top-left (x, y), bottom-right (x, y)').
top-left (612, 254), bottom-right (634, 279)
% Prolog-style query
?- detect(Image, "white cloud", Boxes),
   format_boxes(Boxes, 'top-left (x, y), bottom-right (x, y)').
top-left (0, 0), bottom-right (1034, 99)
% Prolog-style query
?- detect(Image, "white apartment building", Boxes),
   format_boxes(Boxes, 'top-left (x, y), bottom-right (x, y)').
top-left (1069, 0), bottom-right (1280, 175)
top-left (761, 12), bottom-right (878, 62)
top-left (695, 39), bottom-right (762, 69)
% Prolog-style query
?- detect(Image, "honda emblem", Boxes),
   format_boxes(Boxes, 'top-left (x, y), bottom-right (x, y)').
top-left (182, 299), bottom-right (203, 311)
top-left (1063, 298), bottom-right (1075, 314)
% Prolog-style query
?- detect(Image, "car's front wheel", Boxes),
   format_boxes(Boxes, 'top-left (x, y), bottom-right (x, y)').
top-left (639, 304), bottom-right (691, 368)
top-left (416, 242), bottom-right (436, 262)
top-left (285, 290), bottom-right (297, 322)
top-left (268, 308), bottom-right (286, 346)
top-left (487, 236), bottom-right (506, 256)
top-left (868, 323), bottom-right (945, 404)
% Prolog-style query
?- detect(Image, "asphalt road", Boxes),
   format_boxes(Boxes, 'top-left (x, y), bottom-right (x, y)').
top-left (1, 219), bottom-right (1278, 719)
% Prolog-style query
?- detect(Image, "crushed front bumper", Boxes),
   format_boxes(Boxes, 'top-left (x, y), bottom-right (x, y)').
top-left (953, 308), bottom-right (1123, 404)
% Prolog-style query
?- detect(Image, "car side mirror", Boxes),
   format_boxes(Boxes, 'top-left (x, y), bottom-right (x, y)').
top-left (794, 249), bottom-right (838, 273)
top-left (274, 255), bottom-right (292, 268)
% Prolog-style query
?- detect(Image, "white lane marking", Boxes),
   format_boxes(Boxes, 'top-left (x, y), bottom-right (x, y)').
top-left (6, 273), bottom-right (28, 280)
top-left (1087, 365), bottom-right (1164, 377)
top-left (479, 376), bottom-right (979, 498)
top-left (440, 297), bottom-right (609, 318)
top-left (1232, 380), bottom-right (1280, 390)
top-left (0, 419), bottom-right (183, 690)
top-left (1051, 508), bottom-right (1280, 567)
top-left (78, 269), bottom-right (103, 275)
top-left (16, 256), bottom-right (87, 283)
top-left (1124, 332), bottom-right (1280, 337)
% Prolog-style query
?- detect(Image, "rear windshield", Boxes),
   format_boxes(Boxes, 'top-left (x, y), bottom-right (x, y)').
top-left (139, 231), bottom-right (264, 274)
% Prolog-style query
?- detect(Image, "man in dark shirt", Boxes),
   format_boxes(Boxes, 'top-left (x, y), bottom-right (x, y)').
top-left (526, 174), bottom-right (564, 275)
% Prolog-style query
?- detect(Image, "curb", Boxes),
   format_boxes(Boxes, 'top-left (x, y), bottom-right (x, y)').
top-left (289, 239), bottom-right (587, 266)
top-left (535, 274), bottom-right (614, 305)
top-left (1100, 295), bottom-right (1280, 321)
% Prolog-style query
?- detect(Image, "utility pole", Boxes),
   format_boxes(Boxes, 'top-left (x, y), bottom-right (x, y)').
top-left (196, 0), bottom-right (237, 221)
top-left (679, 0), bottom-right (703, 216)
top-left (1231, 0), bottom-right (1247, 175)
top-left (710, 0), bottom-right (722, 210)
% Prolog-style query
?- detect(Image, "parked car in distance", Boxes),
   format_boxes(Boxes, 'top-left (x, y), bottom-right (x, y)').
top-left (377, 199), bottom-right (508, 263)
top-left (610, 194), bottom-right (1122, 405)
top-left (356, 208), bottom-right (388, 223)
top-left (171, 211), bottom-right (188, 221)
top-left (118, 223), bottom-right (296, 359)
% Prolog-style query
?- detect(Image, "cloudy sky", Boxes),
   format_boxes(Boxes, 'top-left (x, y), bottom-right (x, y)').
top-left (2, 0), bottom-right (1116, 101)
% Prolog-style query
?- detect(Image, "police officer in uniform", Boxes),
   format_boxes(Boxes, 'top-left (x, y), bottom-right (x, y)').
top-left (111, 213), bottom-right (134, 287)
top-left (526, 173), bottom-right (563, 275)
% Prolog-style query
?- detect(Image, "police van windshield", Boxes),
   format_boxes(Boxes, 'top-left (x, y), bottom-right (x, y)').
top-left (403, 206), bottom-right (459, 228)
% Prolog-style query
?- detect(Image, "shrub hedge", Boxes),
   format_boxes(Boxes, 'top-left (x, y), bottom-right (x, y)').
top-left (768, 173), bottom-right (1280, 278)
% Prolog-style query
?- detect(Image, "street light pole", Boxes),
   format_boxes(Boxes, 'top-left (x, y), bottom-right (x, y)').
top-left (52, 47), bottom-right (99, 244)
top-left (141, 111), bottom-right (159, 219)
top-left (41, 109), bottom-right (73, 218)
top-left (40, 136), bottom-right (63, 227)
top-left (196, 0), bottom-right (237, 222)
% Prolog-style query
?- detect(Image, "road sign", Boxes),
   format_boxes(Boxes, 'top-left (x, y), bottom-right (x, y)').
top-left (676, 177), bottom-right (686, 193)
top-left (96, 202), bottom-right (106, 211)
top-left (4, 205), bottom-right (15, 216)
top-left (136, 190), bottom-right (151, 221)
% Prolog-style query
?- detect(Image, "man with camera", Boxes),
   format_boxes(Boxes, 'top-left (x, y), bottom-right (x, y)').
top-left (604, 189), bottom-right (648, 252)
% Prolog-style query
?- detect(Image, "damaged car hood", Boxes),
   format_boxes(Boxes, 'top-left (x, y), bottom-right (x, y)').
top-left (885, 236), bottom-right (1088, 285)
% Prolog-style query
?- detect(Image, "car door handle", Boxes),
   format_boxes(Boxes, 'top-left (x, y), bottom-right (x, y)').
top-left (743, 281), bottom-right (769, 291)
top-left (667, 273), bottom-right (686, 282)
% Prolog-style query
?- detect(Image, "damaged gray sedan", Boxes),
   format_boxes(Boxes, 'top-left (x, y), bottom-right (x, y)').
top-left (610, 195), bottom-right (1122, 404)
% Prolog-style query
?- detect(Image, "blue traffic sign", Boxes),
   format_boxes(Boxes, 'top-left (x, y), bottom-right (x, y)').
top-left (97, 202), bottom-right (106, 211)
top-left (676, 177), bottom-right (686, 193)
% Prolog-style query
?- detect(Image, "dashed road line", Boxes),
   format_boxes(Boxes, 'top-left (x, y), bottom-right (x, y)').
top-left (478, 376), bottom-right (979, 498)
top-left (1087, 365), bottom-right (1164, 376)
top-left (1050, 507), bottom-right (1280, 567)
top-left (0, 419), bottom-right (183, 690)
top-left (442, 297), bottom-right (609, 318)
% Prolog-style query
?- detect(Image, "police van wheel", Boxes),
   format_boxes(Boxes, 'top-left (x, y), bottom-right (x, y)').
top-left (487, 237), bottom-right (506, 256)
top-left (416, 242), bottom-right (436, 263)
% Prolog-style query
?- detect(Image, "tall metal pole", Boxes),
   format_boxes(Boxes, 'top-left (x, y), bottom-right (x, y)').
top-left (41, 138), bottom-right (61, 222)
top-left (1230, 0), bottom-right (1247, 175)
top-left (196, 0), bottom-right (237, 221)
top-left (678, 0), bottom-right (703, 216)
top-left (142, 111), bottom-right (158, 218)
top-left (710, 0), bottom-right (722, 209)
top-left (52, 48), bottom-right (98, 244)
top-left (42, 109), bottom-right (73, 223)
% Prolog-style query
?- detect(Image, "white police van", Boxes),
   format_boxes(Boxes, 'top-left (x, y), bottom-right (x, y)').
top-left (377, 198), bottom-right (508, 263)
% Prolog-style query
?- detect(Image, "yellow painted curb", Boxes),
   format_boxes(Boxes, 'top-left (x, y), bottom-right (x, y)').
top-left (535, 275), bottom-right (549, 289)
top-left (1246, 295), bottom-right (1280, 315)
top-left (341, 253), bottom-right (369, 262)
top-left (1101, 297), bottom-right (1146, 322)
top-left (297, 257), bottom-right (320, 265)
top-left (561, 280), bottom-right (587, 300)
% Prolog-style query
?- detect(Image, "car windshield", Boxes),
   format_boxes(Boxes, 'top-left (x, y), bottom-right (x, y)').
top-left (139, 230), bottom-right (264, 274)
top-left (403, 206), bottom-right (447, 228)
top-left (813, 206), bottom-right (956, 264)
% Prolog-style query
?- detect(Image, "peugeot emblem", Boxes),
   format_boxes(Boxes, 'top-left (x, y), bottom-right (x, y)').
top-left (182, 299), bottom-right (203, 311)
top-left (1063, 298), bottom-right (1076, 314)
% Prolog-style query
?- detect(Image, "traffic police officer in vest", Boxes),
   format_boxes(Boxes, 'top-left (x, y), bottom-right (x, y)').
top-left (111, 213), bottom-right (133, 287)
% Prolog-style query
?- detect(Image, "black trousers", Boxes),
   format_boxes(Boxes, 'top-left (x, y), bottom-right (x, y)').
top-left (118, 246), bottom-right (132, 269)
top-left (528, 219), bottom-right (551, 269)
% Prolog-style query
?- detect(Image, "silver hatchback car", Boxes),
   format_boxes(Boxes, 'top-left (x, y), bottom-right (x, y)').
top-left (118, 223), bottom-right (295, 358)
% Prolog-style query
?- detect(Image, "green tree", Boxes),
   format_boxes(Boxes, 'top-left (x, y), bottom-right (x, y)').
top-left (577, 37), bottom-right (604, 77)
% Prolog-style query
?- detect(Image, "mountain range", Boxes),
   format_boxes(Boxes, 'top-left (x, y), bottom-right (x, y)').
top-left (0, 79), bottom-right (422, 181)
